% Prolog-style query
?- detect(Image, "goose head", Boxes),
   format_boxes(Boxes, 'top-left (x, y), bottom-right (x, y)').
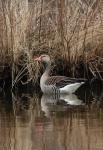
top-left (34, 54), bottom-right (50, 63)
top-left (34, 54), bottom-right (51, 70)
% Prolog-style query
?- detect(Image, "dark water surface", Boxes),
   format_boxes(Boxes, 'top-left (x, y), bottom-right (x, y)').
top-left (0, 85), bottom-right (103, 150)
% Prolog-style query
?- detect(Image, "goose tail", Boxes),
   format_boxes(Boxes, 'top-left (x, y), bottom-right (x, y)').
top-left (60, 82), bottom-right (84, 94)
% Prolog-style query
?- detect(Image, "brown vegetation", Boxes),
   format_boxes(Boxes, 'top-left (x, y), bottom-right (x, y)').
top-left (0, 0), bottom-right (103, 87)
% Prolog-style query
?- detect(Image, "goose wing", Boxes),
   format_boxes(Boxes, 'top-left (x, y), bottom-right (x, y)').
top-left (45, 76), bottom-right (86, 88)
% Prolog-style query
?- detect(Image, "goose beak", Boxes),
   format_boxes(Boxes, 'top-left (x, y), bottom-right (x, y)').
top-left (34, 56), bottom-right (41, 61)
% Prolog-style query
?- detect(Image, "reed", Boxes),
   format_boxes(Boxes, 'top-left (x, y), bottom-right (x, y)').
top-left (0, 0), bottom-right (103, 87)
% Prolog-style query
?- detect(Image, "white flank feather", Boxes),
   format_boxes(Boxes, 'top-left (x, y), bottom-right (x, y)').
top-left (60, 82), bottom-right (84, 94)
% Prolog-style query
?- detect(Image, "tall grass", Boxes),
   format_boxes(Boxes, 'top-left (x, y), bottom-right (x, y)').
top-left (0, 0), bottom-right (103, 87)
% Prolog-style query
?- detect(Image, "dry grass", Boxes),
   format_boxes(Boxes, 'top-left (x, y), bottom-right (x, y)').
top-left (0, 0), bottom-right (103, 87)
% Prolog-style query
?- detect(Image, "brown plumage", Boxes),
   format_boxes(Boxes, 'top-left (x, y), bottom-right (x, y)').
top-left (45, 76), bottom-right (86, 88)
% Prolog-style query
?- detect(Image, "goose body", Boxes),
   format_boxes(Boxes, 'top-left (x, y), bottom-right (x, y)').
top-left (34, 54), bottom-right (86, 94)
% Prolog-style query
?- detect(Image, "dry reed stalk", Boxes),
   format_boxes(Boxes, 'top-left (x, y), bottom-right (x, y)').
top-left (0, 0), bottom-right (103, 87)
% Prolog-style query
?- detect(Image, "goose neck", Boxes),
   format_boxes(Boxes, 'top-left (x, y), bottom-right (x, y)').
top-left (43, 61), bottom-right (51, 75)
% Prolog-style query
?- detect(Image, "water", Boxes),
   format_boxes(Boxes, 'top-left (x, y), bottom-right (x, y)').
top-left (0, 85), bottom-right (103, 150)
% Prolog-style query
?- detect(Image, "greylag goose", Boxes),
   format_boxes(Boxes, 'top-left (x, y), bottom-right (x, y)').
top-left (34, 54), bottom-right (86, 94)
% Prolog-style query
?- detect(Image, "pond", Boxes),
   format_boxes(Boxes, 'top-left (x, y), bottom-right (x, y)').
top-left (0, 84), bottom-right (103, 150)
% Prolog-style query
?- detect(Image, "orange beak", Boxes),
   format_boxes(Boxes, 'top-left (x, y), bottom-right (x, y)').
top-left (34, 56), bottom-right (41, 61)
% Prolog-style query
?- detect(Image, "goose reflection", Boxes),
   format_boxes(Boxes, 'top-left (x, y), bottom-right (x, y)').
top-left (41, 94), bottom-right (84, 117)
